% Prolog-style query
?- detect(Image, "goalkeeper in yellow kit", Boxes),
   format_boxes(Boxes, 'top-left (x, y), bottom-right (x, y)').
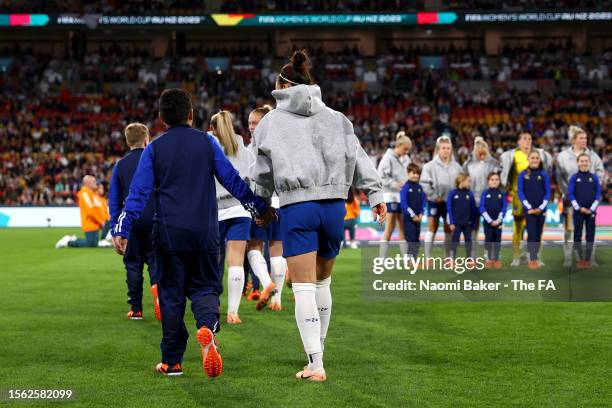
top-left (499, 132), bottom-right (552, 266)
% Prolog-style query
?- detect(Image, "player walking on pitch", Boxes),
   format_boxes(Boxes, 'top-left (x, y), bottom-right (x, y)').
top-left (112, 89), bottom-right (274, 377)
top-left (209, 110), bottom-right (259, 324)
top-left (251, 50), bottom-right (385, 381)
top-left (108, 123), bottom-right (160, 321)
top-left (245, 105), bottom-right (288, 311)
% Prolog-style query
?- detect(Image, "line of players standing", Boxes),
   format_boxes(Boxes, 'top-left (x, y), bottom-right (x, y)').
top-left (377, 127), bottom-right (603, 270)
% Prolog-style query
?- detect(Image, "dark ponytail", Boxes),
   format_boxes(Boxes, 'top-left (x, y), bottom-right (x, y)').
top-left (278, 49), bottom-right (314, 86)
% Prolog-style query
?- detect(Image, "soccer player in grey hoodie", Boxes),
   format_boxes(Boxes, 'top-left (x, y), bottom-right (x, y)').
top-left (556, 126), bottom-right (604, 266)
top-left (463, 137), bottom-right (499, 257)
top-left (420, 135), bottom-right (463, 260)
top-left (377, 131), bottom-right (412, 258)
top-left (252, 50), bottom-right (386, 382)
top-left (210, 110), bottom-right (262, 324)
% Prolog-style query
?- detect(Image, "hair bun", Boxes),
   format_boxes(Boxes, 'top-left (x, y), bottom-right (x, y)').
top-left (474, 136), bottom-right (484, 143)
top-left (290, 50), bottom-right (308, 70)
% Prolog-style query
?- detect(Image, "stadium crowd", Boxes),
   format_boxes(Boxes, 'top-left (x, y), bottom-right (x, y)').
top-left (0, 44), bottom-right (610, 206)
top-left (2, 0), bottom-right (610, 13)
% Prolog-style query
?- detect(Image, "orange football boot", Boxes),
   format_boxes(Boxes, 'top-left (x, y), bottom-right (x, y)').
top-left (296, 366), bottom-right (326, 382)
top-left (256, 282), bottom-right (276, 311)
top-left (196, 326), bottom-right (222, 378)
top-left (127, 309), bottom-right (142, 320)
top-left (156, 362), bottom-right (183, 376)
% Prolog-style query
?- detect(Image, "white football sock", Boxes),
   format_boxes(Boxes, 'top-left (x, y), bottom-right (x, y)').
top-left (293, 283), bottom-right (322, 369)
top-left (444, 232), bottom-right (452, 257)
top-left (247, 250), bottom-right (272, 288)
top-left (270, 256), bottom-right (287, 303)
top-left (399, 241), bottom-right (408, 256)
top-left (315, 277), bottom-right (332, 351)
top-left (563, 231), bottom-right (572, 262)
top-left (227, 266), bottom-right (244, 314)
top-left (424, 231), bottom-right (433, 259)
top-left (471, 228), bottom-right (479, 258)
top-left (379, 240), bottom-right (389, 258)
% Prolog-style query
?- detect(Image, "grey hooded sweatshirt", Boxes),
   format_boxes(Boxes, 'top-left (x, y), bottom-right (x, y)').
top-left (252, 84), bottom-right (383, 207)
top-left (212, 134), bottom-right (256, 210)
top-left (421, 155), bottom-right (463, 202)
top-left (377, 148), bottom-right (411, 202)
top-left (463, 155), bottom-right (499, 204)
top-left (556, 147), bottom-right (604, 196)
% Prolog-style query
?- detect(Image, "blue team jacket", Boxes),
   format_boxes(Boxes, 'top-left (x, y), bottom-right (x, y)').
top-left (400, 181), bottom-right (426, 219)
top-left (112, 124), bottom-right (267, 251)
top-left (109, 148), bottom-right (154, 233)
top-left (479, 188), bottom-right (507, 224)
top-left (446, 188), bottom-right (478, 226)
top-left (568, 171), bottom-right (601, 213)
top-left (517, 168), bottom-right (551, 212)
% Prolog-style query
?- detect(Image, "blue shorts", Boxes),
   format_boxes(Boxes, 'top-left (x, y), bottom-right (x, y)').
top-left (219, 217), bottom-right (251, 241)
top-left (280, 199), bottom-right (346, 259)
top-left (250, 218), bottom-right (283, 242)
top-left (387, 202), bottom-right (401, 214)
top-left (427, 201), bottom-right (447, 220)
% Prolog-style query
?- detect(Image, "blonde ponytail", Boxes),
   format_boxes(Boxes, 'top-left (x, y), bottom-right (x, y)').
top-left (395, 131), bottom-right (412, 149)
top-left (250, 104), bottom-right (273, 118)
top-left (211, 110), bottom-right (238, 157)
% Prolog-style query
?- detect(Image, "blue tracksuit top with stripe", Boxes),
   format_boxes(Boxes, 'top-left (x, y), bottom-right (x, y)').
top-left (479, 188), bottom-right (507, 224)
top-left (112, 124), bottom-right (268, 251)
top-left (517, 168), bottom-right (551, 212)
top-left (568, 171), bottom-right (601, 213)
top-left (108, 148), bottom-right (154, 232)
top-left (400, 181), bottom-right (426, 218)
top-left (446, 188), bottom-right (478, 226)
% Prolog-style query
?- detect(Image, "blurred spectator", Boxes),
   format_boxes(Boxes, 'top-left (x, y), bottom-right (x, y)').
top-left (0, 44), bottom-right (610, 205)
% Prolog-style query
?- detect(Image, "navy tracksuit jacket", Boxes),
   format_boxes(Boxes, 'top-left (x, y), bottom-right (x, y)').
top-left (109, 147), bottom-right (157, 311)
top-left (568, 170), bottom-right (601, 260)
top-left (517, 168), bottom-right (551, 261)
top-left (400, 180), bottom-right (426, 257)
top-left (479, 188), bottom-right (507, 261)
top-left (446, 188), bottom-right (478, 257)
top-left (112, 124), bottom-right (268, 365)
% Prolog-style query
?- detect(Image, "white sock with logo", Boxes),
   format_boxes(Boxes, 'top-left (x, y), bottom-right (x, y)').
top-left (247, 250), bottom-right (272, 288)
top-left (270, 256), bottom-right (287, 303)
top-left (315, 277), bottom-right (332, 351)
top-left (293, 283), bottom-right (323, 371)
top-left (227, 266), bottom-right (244, 314)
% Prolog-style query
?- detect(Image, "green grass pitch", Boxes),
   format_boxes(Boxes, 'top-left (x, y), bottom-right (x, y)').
top-left (1, 228), bottom-right (611, 407)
